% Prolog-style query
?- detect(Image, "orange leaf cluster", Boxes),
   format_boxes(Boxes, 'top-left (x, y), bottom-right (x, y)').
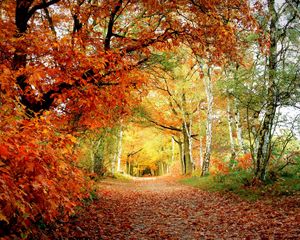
top-left (237, 153), bottom-right (253, 170)
top-left (0, 111), bottom-right (91, 237)
top-left (0, 0), bottom-right (255, 237)
top-left (211, 158), bottom-right (230, 175)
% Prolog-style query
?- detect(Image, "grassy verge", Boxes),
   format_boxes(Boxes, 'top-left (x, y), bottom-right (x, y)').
top-left (180, 169), bottom-right (300, 201)
top-left (111, 172), bottom-right (134, 181)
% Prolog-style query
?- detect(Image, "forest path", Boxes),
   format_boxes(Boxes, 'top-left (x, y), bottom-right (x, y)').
top-left (52, 177), bottom-right (300, 239)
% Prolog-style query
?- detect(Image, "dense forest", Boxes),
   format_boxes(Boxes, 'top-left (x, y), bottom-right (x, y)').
top-left (0, 0), bottom-right (299, 238)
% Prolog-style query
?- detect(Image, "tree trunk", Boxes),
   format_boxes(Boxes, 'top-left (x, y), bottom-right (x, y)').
top-left (171, 136), bottom-right (175, 163)
top-left (90, 150), bottom-right (95, 173)
top-left (178, 141), bottom-right (186, 174)
top-left (13, 0), bottom-right (60, 115)
top-left (189, 118), bottom-right (194, 169)
top-left (227, 95), bottom-right (236, 161)
top-left (202, 67), bottom-right (213, 176)
top-left (199, 136), bottom-right (204, 169)
top-left (255, 0), bottom-right (277, 181)
top-left (116, 126), bottom-right (123, 172)
top-left (93, 138), bottom-right (104, 175)
top-left (126, 161), bottom-right (130, 174)
top-left (111, 151), bottom-right (117, 174)
top-left (126, 160), bottom-right (134, 175)
top-left (13, 1), bottom-right (32, 115)
top-left (183, 123), bottom-right (193, 174)
top-left (181, 93), bottom-right (194, 174)
top-left (234, 98), bottom-right (247, 154)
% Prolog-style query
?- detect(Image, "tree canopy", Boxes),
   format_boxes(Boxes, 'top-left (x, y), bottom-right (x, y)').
top-left (1, 0), bottom-right (300, 238)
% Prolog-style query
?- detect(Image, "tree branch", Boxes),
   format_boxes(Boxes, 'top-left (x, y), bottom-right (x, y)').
top-left (148, 119), bottom-right (182, 132)
top-left (105, 0), bottom-right (122, 51)
top-left (127, 148), bottom-right (143, 157)
top-left (28, 0), bottom-right (60, 20)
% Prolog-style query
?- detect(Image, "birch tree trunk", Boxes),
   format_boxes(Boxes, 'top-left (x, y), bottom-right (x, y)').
top-left (183, 122), bottom-right (193, 174)
top-left (189, 118), bottom-right (194, 170)
top-left (234, 98), bottom-right (247, 154)
top-left (171, 136), bottom-right (175, 163)
top-left (227, 95), bottom-right (236, 161)
top-left (179, 141), bottom-right (185, 174)
top-left (199, 136), bottom-right (204, 169)
top-left (182, 118), bottom-right (194, 174)
top-left (198, 117), bottom-right (204, 168)
top-left (202, 67), bottom-right (214, 176)
top-left (181, 93), bottom-right (194, 174)
top-left (255, 0), bottom-right (277, 180)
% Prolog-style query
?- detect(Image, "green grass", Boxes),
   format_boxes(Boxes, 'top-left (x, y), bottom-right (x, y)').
top-left (111, 172), bottom-right (134, 181)
top-left (180, 169), bottom-right (300, 201)
top-left (265, 170), bottom-right (300, 196)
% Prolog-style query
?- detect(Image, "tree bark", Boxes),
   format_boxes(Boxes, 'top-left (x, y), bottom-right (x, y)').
top-left (199, 136), bottom-right (204, 169)
top-left (111, 126), bottom-right (123, 173)
top-left (13, 0), bottom-right (60, 115)
top-left (255, 0), bottom-right (277, 180)
top-left (183, 122), bottom-right (193, 174)
top-left (234, 98), bottom-right (247, 154)
top-left (116, 126), bottom-right (123, 172)
top-left (181, 93), bottom-right (194, 174)
top-left (227, 95), bottom-right (236, 161)
top-left (171, 136), bottom-right (175, 163)
top-left (201, 67), bottom-right (213, 176)
top-left (178, 141), bottom-right (186, 174)
top-left (93, 138), bottom-right (104, 175)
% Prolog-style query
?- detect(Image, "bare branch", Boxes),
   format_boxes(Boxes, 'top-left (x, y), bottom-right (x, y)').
top-left (148, 119), bottom-right (182, 132)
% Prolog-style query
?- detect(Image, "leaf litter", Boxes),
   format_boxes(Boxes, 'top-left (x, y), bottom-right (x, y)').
top-left (49, 177), bottom-right (300, 239)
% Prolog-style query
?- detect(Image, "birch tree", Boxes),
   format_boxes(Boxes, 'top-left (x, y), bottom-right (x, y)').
top-left (227, 95), bottom-right (236, 161)
top-left (202, 67), bottom-right (214, 176)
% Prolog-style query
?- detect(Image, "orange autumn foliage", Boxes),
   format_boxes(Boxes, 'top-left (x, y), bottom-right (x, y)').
top-left (0, 0), bottom-right (254, 237)
top-left (0, 108), bottom-right (91, 236)
top-left (210, 158), bottom-right (230, 175)
top-left (237, 153), bottom-right (253, 170)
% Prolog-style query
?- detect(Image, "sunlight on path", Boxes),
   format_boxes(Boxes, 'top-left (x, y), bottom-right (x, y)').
top-left (51, 177), bottom-right (300, 239)
top-left (132, 176), bottom-right (159, 181)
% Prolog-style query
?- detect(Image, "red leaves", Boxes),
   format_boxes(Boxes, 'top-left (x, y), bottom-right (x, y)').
top-left (0, 144), bottom-right (9, 160)
top-left (237, 153), bottom-right (252, 169)
top-left (48, 178), bottom-right (300, 239)
top-left (0, 112), bottom-right (91, 238)
top-left (211, 158), bottom-right (230, 175)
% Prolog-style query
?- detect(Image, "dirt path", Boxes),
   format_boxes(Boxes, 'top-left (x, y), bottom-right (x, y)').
top-left (51, 177), bottom-right (300, 239)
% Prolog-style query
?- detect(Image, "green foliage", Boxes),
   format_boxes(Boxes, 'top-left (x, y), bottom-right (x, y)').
top-left (89, 189), bottom-right (99, 202)
top-left (82, 189), bottom-right (99, 206)
top-left (191, 168), bottom-right (203, 177)
top-left (181, 171), bottom-right (259, 201)
top-left (36, 218), bottom-right (46, 230)
top-left (148, 53), bottom-right (178, 72)
top-left (112, 172), bottom-right (133, 182)
top-left (265, 176), bottom-right (300, 196)
top-left (244, 33), bottom-right (259, 43)
top-left (77, 127), bottom-right (122, 176)
top-left (181, 166), bottom-right (300, 201)
top-left (267, 156), bottom-right (300, 195)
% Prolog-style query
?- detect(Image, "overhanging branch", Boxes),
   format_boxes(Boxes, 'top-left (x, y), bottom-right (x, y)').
top-left (148, 119), bottom-right (182, 132)
top-left (28, 0), bottom-right (60, 20)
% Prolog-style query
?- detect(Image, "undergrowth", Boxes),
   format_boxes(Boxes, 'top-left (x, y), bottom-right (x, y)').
top-left (181, 166), bottom-right (300, 201)
top-left (111, 172), bottom-right (134, 181)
